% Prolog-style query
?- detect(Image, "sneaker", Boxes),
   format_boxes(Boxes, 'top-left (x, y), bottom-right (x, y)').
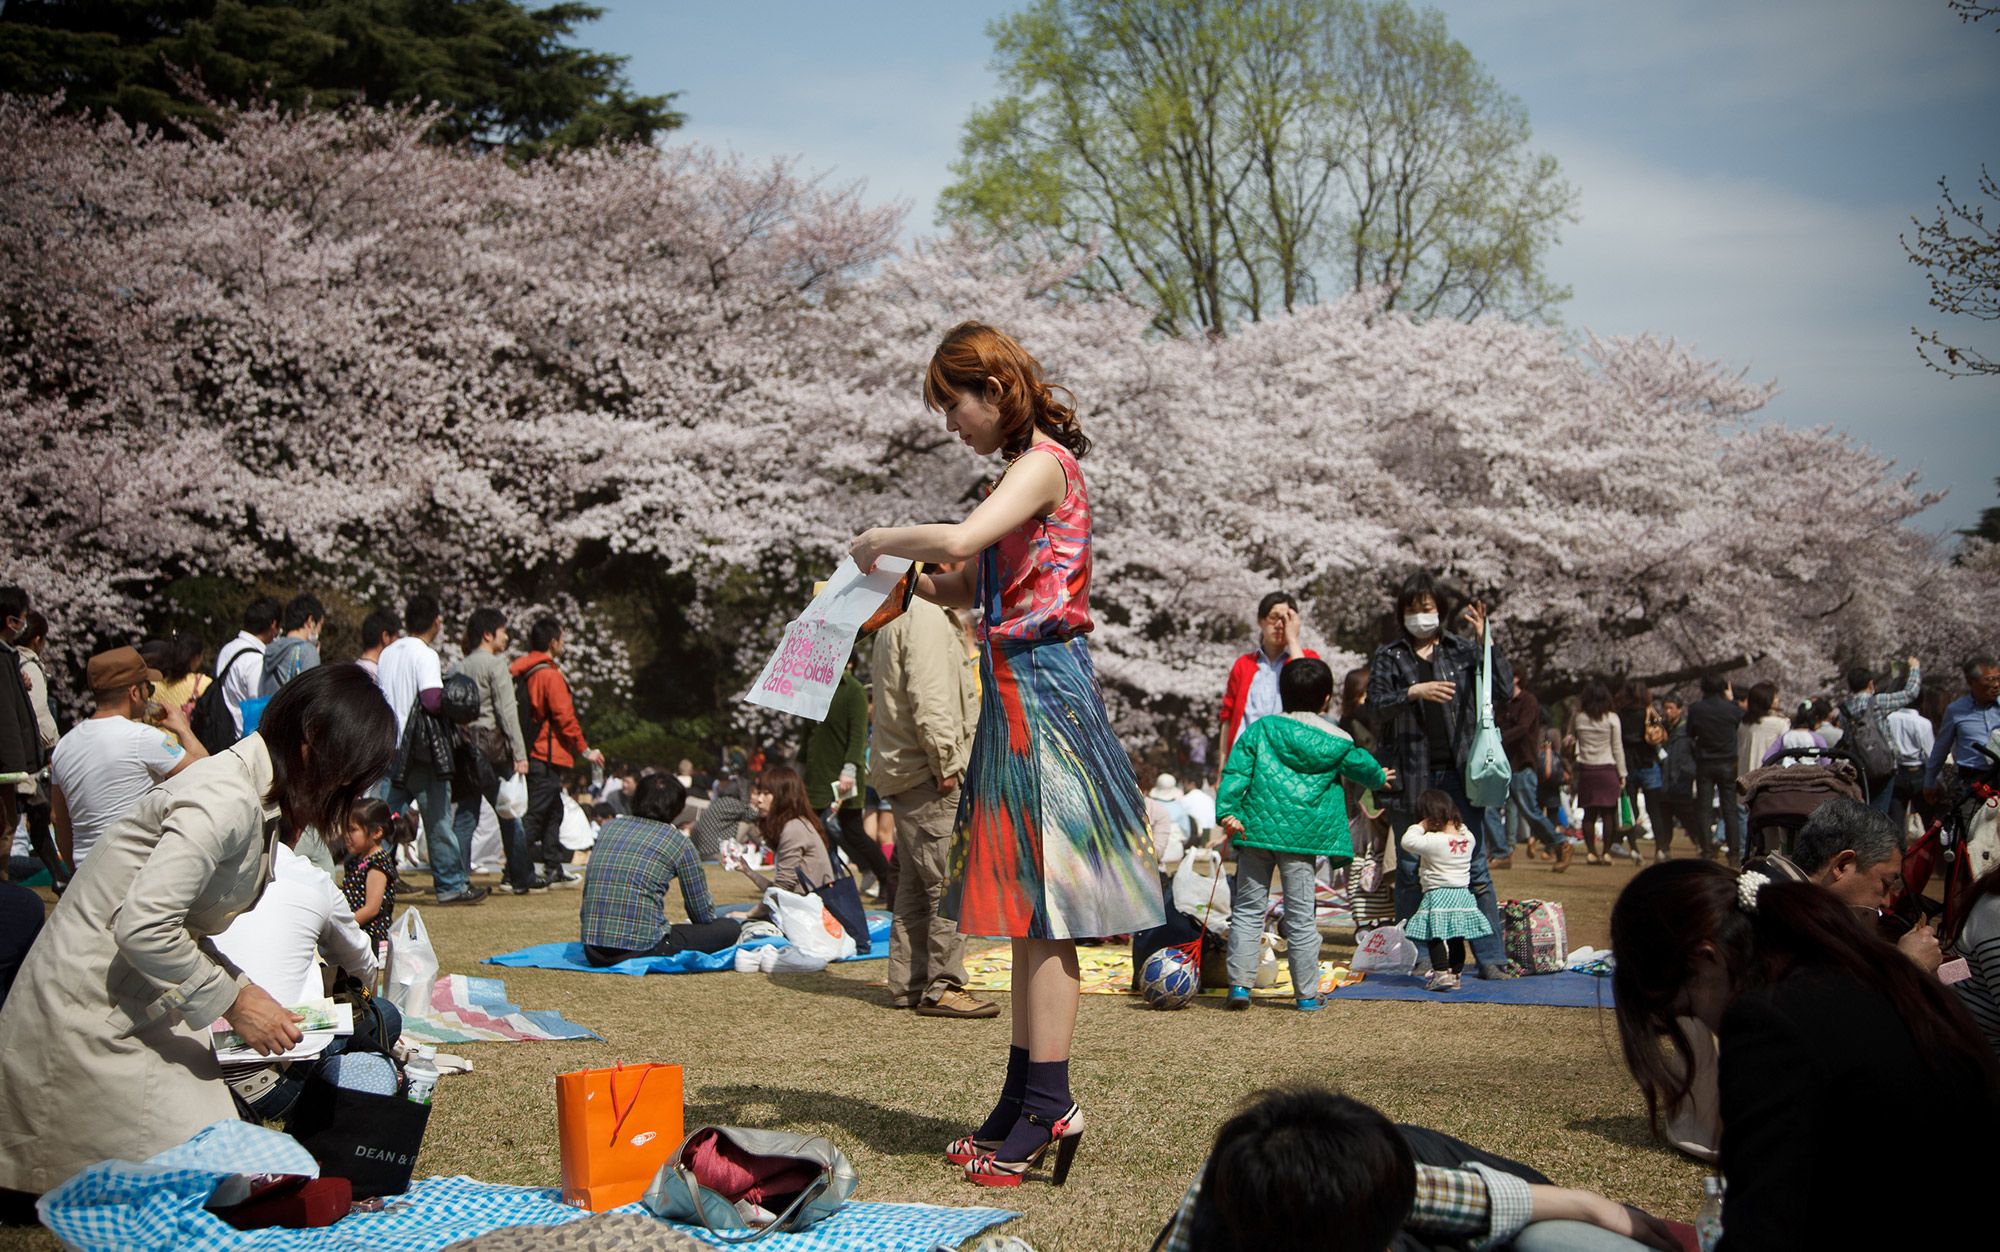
top-left (1423, 970), bottom-right (1448, 992)
top-left (1436, 972), bottom-right (1461, 992)
top-left (1295, 996), bottom-right (1323, 1012)
top-left (506, 877), bottom-right (552, 895)
top-left (914, 988), bottom-right (1002, 1019)
top-left (545, 868), bottom-right (583, 889)
top-left (1225, 986), bottom-right (1252, 1010)
top-left (436, 886), bottom-right (488, 905)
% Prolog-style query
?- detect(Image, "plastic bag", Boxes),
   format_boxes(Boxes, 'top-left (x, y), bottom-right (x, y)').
top-left (1172, 849), bottom-right (1232, 934)
top-left (1351, 923), bottom-right (1418, 975)
top-left (493, 773), bottom-right (528, 821)
top-left (385, 907), bottom-right (439, 1018)
top-left (763, 887), bottom-right (857, 961)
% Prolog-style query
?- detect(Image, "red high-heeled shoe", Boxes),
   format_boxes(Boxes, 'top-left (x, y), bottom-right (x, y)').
top-left (964, 1104), bottom-right (1084, 1187)
top-left (944, 1133), bottom-right (1002, 1166)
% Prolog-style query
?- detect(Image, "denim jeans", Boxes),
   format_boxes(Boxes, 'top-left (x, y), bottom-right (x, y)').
top-left (1511, 1221), bottom-right (1651, 1251)
top-left (245, 1000), bottom-right (404, 1121)
top-left (453, 750), bottom-right (532, 889)
top-left (1225, 845), bottom-right (1323, 995)
top-left (1506, 767), bottom-right (1563, 851)
top-left (1483, 804), bottom-right (1509, 858)
top-left (1866, 771), bottom-right (1897, 815)
top-left (1390, 770), bottom-right (1508, 972)
top-left (387, 764), bottom-right (460, 895)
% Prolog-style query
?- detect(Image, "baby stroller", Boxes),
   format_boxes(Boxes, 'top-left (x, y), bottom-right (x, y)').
top-left (1898, 736), bottom-right (2000, 937)
top-left (1736, 745), bottom-right (1863, 858)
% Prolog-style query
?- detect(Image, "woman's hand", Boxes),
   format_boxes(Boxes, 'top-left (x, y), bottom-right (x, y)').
top-left (1409, 681), bottom-right (1457, 704)
top-left (225, 983), bottom-right (305, 1056)
top-left (1461, 600), bottom-right (1488, 640)
top-left (1527, 1186), bottom-right (1679, 1251)
top-left (848, 528), bottom-right (890, 574)
top-left (1219, 816), bottom-right (1244, 836)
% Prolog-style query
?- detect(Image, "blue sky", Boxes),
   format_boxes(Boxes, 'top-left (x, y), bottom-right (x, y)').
top-left (587, 1), bottom-right (1999, 535)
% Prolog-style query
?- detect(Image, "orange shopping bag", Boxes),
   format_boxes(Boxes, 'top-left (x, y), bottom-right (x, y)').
top-left (556, 1062), bottom-right (685, 1210)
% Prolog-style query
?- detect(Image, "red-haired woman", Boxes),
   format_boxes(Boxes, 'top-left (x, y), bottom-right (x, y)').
top-left (850, 322), bottom-right (1162, 1187)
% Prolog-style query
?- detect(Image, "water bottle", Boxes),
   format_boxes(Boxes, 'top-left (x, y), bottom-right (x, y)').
top-left (1695, 1176), bottom-right (1724, 1252)
top-left (405, 1056), bottom-right (438, 1106)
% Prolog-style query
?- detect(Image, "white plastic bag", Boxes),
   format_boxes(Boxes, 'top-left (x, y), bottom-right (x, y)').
top-left (1172, 848), bottom-right (1232, 935)
top-left (385, 907), bottom-right (440, 1018)
top-left (1351, 922), bottom-right (1418, 975)
top-left (493, 773), bottom-right (528, 821)
top-left (763, 886), bottom-right (857, 961)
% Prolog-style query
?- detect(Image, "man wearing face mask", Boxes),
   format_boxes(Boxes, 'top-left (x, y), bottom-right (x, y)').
top-left (258, 593), bottom-right (326, 698)
top-left (1367, 572), bottom-right (1517, 979)
top-left (1219, 592), bottom-right (1320, 776)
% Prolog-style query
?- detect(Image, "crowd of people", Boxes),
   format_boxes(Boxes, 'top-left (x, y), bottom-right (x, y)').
top-left (1, 311), bottom-right (1997, 1249)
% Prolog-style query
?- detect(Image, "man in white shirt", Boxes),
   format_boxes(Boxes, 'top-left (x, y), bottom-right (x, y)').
top-left (213, 597), bottom-right (281, 735)
top-left (49, 647), bottom-right (204, 866)
top-left (211, 840), bottom-right (387, 1118)
top-left (379, 592), bottom-right (486, 905)
top-left (1887, 704), bottom-right (1936, 834)
top-left (1179, 777), bottom-right (1217, 835)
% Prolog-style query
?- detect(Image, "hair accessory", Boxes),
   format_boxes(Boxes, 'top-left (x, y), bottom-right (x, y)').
top-left (1736, 870), bottom-right (1770, 915)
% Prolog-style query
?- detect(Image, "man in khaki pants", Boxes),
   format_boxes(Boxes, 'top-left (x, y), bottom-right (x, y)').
top-left (871, 568), bottom-right (997, 1018)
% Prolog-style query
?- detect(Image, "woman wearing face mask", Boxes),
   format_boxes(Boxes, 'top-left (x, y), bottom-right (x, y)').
top-left (1367, 572), bottom-right (1517, 979)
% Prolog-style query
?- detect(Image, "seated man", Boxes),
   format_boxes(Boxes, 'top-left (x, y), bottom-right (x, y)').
top-left (1156, 1085), bottom-right (1677, 1252)
top-left (209, 837), bottom-right (390, 1120)
top-left (1748, 796), bottom-right (1940, 972)
top-left (580, 774), bottom-right (742, 966)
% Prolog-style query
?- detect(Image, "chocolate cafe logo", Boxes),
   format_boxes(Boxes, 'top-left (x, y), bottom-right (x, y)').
top-left (760, 621), bottom-right (839, 697)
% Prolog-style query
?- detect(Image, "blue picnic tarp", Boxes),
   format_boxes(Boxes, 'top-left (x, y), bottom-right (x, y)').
top-left (484, 914), bottom-right (893, 976)
top-left (42, 1122), bottom-right (1018, 1252)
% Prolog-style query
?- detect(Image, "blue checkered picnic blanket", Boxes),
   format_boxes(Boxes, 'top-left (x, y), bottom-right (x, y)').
top-left (41, 1123), bottom-right (1018, 1252)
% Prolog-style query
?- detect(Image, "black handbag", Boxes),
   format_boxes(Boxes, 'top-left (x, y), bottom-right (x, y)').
top-left (395, 695), bottom-right (458, 783)
top-left (285, 1066), bottom-right (431, 1199)
top-left (801, 847), bottom-right (871, 956)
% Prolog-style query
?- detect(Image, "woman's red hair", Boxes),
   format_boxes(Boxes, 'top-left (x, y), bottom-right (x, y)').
top-left (923, 321), bottom-right (1091, 460)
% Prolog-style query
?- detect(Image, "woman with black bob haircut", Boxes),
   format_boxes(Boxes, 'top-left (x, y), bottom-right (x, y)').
top-left (0, 662), bottom-right (395, 1197)
top-left (1611, 860), bottom-right (1999, 1250)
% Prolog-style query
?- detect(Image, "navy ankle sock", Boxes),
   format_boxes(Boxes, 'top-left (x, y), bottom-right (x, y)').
top-left (993, 1059), bottom-right (1073, 1162)
top-left (972, 1046), bottom-right (1030, 1141)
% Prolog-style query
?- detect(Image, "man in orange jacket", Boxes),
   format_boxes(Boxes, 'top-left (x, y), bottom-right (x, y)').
top-left (511, 616), bottom-right (603, 887)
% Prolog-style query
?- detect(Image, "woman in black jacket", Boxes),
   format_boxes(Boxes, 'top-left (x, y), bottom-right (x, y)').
top-left (1611, 861), bottom-right (1999, 1250)
top-left (1366, 571), bottom-right (1513, 978)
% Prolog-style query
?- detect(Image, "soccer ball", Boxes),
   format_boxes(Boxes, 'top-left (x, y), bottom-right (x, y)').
top-left (1138, 947), bottom-right (1199, 1010)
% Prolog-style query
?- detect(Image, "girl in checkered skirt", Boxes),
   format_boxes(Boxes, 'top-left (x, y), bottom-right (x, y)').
top-left (1400, 788), bottom-right (1492, 992)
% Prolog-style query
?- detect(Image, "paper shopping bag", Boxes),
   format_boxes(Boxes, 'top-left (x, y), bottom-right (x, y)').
top-left (557, 1062), bottom-right (685, 1211)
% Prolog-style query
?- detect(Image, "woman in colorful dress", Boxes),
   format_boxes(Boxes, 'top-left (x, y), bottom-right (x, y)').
top-left (849, 322), bottom-right (1162, 1188)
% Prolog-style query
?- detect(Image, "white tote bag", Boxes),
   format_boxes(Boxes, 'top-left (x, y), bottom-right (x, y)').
top-left (1172, 848), bottom-right (1232, 934)
top-left (493, 773), bottom-right (528, 821)
top-left (763, 887), bottom-right (857, 961)
top-left (385, 907), bottom-right (440, 1018)
top-left (1350, 922), bottom-right (1418, 975)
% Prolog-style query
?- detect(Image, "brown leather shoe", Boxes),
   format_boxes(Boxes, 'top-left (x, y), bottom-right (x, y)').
top-left (1489, 854), bottom-right (1513, 870)
top-left (914, 987), bottom-right (1002, 1019)
top-left (1553, 842), bottom-right (1573, 873)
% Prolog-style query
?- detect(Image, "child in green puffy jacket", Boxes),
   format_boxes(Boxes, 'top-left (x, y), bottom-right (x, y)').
top-left (1217, 657), bottom-right (1392, 1011)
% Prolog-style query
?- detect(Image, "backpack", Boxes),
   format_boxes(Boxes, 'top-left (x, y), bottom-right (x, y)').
top-left (513, 661), bottom-right (553, 760)
top-left (194, 646), bottom-right (259, 754)
top-left (1844, 698), bottom-right (1897, 780)
top-left (439, 672), bottom-right (481, 726)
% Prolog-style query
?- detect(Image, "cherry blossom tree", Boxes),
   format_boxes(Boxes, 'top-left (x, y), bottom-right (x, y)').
top-left (2, 95), bottom-right (1990, 743)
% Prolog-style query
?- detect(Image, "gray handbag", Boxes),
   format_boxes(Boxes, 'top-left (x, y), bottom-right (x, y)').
top-left (642, 1125), bottom-right (858, 1242)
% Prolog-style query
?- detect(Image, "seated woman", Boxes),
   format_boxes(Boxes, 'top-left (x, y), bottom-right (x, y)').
top-left (579, 774), bottom-right (741, 966)
top-left (1612, 860), bottom-right (2000, 1250)
top-left (0, 664), bottom-right (394, 1195)
top-left (731, 765), bottom-right (833, 921)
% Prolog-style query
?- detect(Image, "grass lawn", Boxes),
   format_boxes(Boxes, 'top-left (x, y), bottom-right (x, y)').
top-left (0, 850), bottom-right (1707, 1250)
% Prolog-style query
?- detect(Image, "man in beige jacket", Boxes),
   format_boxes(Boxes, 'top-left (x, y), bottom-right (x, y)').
top-left (871, 572), bottom-right (997, 1018)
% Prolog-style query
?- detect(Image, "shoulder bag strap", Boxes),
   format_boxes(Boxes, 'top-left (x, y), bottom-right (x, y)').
top-left (679, 1167), bottom-right (832, 1243)
top-left (1478, 622), bottom-right (1497, 730)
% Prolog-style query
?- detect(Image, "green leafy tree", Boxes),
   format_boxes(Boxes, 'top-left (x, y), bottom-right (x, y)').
top-left (0, 0), bottom-right (681, 157)
top-left (939, 0), bottom-right (1575, 335)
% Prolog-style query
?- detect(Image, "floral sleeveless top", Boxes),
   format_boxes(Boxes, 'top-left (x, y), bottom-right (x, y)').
top-left (978, 441), bottom-right (1093, 642)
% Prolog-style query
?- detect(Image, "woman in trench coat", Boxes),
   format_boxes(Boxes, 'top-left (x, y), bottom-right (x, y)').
top-left (0, 663), bottom-right (394, 1193)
